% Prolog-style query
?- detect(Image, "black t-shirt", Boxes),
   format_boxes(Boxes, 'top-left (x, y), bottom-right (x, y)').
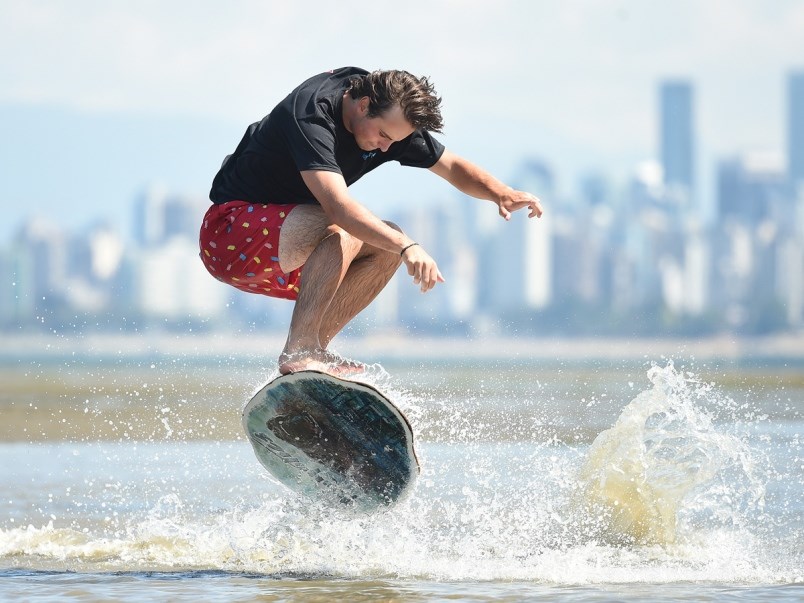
top-left (209, 67), bottom-right (446, 205)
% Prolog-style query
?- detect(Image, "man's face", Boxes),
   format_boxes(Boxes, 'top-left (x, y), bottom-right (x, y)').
top-left (351, 99), bottom-right (416, 153)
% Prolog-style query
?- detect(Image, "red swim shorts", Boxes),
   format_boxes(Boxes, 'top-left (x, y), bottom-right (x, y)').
top-left (199, 201), bottom-right (302, 300)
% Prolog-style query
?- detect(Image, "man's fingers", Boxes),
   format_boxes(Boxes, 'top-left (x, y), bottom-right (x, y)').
top-left (402, 247), bottom-right (443, 293)
top-left (419, 265), bottom-right (431, 292)
top-left (529, 199), bottom-right (544, 218)
top-left (424, 264), bottom-right (440, 292)
top-left (501, 192), bottom-right (544, 219)
top-left (414, 263), bottom-right (440, 292)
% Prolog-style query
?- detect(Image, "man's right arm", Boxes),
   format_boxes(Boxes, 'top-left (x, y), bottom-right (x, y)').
top-left (300, 170), bottom-right (444, 292)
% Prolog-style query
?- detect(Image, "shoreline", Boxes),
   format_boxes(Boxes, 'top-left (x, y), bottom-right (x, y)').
top-left (2, 331), bottom-right (803, 363)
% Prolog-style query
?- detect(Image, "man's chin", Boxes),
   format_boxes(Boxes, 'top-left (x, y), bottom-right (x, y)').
top-left (357, 141), bottom-right (380, 153)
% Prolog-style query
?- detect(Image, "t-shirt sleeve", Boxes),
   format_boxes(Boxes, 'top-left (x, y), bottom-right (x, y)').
top-left (282, 114), bottom-right (343, 174)
top-left (395, 130), bottom-right (446, 168)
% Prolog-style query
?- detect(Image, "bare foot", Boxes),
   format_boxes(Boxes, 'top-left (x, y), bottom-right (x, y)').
top-left (278, 349), bottom-right (365, 377)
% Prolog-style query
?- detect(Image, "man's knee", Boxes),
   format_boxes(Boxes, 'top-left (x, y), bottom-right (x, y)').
top-left (374, 221), bottom-right (405, 268)
top-left (322, 224), bottom-right (362, 251)
top-left (383, 220), bottom-right (404, 234)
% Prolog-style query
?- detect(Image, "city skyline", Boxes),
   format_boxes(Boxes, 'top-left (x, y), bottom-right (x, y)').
top-left (2, 2), bottom-right (804, 338)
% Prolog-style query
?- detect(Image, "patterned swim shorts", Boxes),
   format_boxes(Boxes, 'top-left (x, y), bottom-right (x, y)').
top-left (199, 201), bottom-right (302, 300)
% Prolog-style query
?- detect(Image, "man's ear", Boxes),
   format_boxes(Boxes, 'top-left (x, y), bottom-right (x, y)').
top-left (359, 96), bottom-right (370, 115)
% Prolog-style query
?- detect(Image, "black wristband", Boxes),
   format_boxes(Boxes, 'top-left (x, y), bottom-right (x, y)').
top-left (400, 242), bottom-right (419, 257)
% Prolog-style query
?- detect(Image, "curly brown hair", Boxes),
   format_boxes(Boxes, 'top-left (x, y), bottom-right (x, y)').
top-left (347, 70), bottom-right (444, 133)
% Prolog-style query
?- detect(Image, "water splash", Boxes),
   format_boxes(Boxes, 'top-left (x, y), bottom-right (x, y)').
top-left (577, 362), bottom-right (765, 546)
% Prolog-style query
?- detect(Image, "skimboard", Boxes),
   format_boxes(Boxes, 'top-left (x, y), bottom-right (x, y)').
top-left (243, 370), bottom-right (419, 512)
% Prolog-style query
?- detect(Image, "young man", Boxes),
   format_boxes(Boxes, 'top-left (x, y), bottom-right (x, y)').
top-left (200, 67), bottom-right (543, 375)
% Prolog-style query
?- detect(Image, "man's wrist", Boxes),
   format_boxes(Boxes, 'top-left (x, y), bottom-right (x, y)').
top-left (400, 242), bottom-right (419, 257)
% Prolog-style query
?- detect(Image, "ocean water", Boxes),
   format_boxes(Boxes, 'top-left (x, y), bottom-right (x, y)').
top-left (1, 351), bottom-right (802, 601)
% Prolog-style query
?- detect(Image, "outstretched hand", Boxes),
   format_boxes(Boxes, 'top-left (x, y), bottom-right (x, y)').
top-left (402, 244), bottom-right (445, 293)
top-left (428, 151), bottom-right (544, 222)
top-left (497, 189), bottom-right (544, 221)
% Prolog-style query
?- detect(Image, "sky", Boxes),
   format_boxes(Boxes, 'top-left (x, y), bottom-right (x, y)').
top-left (1, 0), bottom-right (803, 241)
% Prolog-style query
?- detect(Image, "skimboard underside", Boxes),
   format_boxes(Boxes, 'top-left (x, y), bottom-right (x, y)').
top-left (243, 370), bottom-right (418, 512)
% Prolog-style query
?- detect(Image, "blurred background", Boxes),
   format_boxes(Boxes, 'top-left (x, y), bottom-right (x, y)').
top-left (2, 0), bottom-right (803, 342)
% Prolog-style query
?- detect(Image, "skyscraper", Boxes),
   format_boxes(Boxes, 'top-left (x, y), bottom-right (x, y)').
top-left (788, 70), bottom-right (804, 187)
top-left (660, 80), bottom-right (695, 200)
top-left (717, 153), bottom-right (786, 224)
top-left (482, 159), bottom-right (553, 313)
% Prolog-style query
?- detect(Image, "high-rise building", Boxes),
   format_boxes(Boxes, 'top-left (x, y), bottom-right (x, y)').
top-left (717, 153), bottom-right (787, 225)
top-left (482, 160), bottom-right (553, 314)
top-left (135, 238), bottom-right (229, 319)
top-left (133, 185), bottom-right (208, 247)
top-left (133, 184), bottom-right (168, 247)
top-left (660, 80), bottom-right (695, 201)
top-left (788, 70), bottom-right (804, 187)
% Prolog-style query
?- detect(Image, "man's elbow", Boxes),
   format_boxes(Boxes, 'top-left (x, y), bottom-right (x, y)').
top-left (316, 195), bottom-right (353, 228)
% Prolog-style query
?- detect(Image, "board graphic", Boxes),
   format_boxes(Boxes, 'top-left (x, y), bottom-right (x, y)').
top-left (243, 370), bottom-right (418, 512)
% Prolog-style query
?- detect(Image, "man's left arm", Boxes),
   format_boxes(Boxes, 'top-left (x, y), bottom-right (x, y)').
top-left (429, 149), bottom-right (544, 221)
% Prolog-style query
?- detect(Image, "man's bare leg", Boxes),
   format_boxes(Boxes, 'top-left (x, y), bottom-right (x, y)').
top-left (316, 240), bottom-right (402, 349)
top-left (279, 227), bottom-right (360, 373)
top-left (277, 206), bottom-right (402, 375)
